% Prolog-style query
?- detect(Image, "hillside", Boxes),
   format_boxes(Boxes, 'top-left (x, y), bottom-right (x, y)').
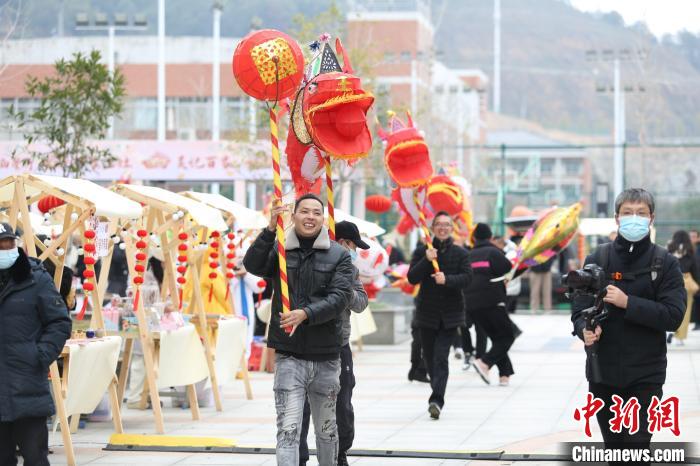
top-left (8, 0), bottom-right (700, 139)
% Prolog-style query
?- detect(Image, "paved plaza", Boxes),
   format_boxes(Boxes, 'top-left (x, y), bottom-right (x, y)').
top-left (47, 313), bottom-right (700, 465)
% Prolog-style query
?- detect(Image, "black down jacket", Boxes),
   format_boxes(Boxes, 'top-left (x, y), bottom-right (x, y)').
top-left (243, 227), bottom-right (354, 359)
top-left (572, 235), bottom-right (685, 388)
top-left (408, 238), bottom-right (472, 329)
top-left (463, 239), bottom-right (513, 310)
top-left (0, 248), bottom-right (71, 422)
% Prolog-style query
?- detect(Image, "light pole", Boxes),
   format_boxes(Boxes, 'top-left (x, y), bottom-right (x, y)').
top-left (157, 0), bottom-right (166, 142)
top-left (212, 1), bottom-right (223, 142)
top-left (586, 48), bottom-right (646, 198)
top-left (75, 12), bottom-right (147, 139)
top-left (493, 0), bottom-right (501, 113)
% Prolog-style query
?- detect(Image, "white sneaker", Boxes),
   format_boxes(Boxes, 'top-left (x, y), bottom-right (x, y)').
top-left (454, 348), bottom-right (464, 360)
top-left (462, 353), bottom-right (474, 371)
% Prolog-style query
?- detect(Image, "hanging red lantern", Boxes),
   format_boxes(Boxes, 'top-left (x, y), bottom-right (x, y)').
top-left (176, 231), bottom-right (188, 310)
top-left (37, 195), bottom-right (66, 214)
top-left (77, 228), bottom-right (97, 321)
top-left (365, 194), bottom-right (392, 214)
top-left (232, 29), bottom-right (304, 102)
top-left (206, 232), bottom-right (222, 303)
top-left (396, 214), bottom-right (416, 235)
top-left (132, 230), bottom-right (149, 310)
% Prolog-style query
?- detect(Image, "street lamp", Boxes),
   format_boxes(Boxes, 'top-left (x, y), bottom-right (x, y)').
top-left (585, 47), bottom-right (647, 198)
top-left (75, 12), bottom-right (148, 139)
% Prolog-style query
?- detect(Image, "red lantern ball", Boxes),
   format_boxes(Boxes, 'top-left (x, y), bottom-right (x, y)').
top-left (226, 263), bottom-right (235, 269)
top-left (226, 253), bottom-right (235, 259)
top-left (227, 243), bottom-right (235, 249)
top-left (210, 241), bottom-right (219, 249)
top-left (136, 253), bottom-right (147, 261)
top-left (232, 29), bottom-right (304, 102)
top-left (365, 194), bottom-right (393, 214)
top-left (177, 265), bottom-right (187, 274)
top-left (178, 244), bottom-right (188, 251)
top-left (177, 255), bottom-right (188, 263)
top-left (397, 214), bottom-right (416, 235)
top-left (257, 280), bottom-right (267, 289)
top-left (210, 231), bottom-right (220, 238)
top-left (133, 276), bottom-right (144, 285)
top-left (177, 276), bottom-right (186, 285)
top-left (137, 229), bottom-right (148, 237)
top-left (226, 272), bottom-right (235, 279)
top-left (135, 264), bottom-right (145, 273)
top-left (209, 261), bottom-right (219, 269)
top-left (84, 256), bottom-right (96, 265)
top-left (82, 270), bottom-right (95, 279)
top-left (37, 195), bottom-right (65, 214)
top-left (178, 232), bottom-right (188, 240)
top-left (83, 243), bottom-right (96, 253)
top-left (227, 233), bottom-right (235, 240)
top-left (208, 272), bottom-right (218, 279)
top-left (210, 252), bottom-right (219, 259)
top-left (135, 240), bottom-right (147, 249)
top-left (83, 230), bottom-right (96, 239)
top-left (82, 282), bottom-right (94, 291)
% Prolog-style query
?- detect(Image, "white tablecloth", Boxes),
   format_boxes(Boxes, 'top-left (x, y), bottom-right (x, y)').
top-left (210, 317), bottom-right (247, 386)
top-left (350, 306), bottom-right (377, 343)
top-left (64, 336), bottom-right (121, 416)
top-left (157, 324), bottom-right (209, 388)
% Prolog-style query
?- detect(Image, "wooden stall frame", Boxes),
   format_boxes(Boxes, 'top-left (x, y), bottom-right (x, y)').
top-left (0, 174), bottom-right (130, 466)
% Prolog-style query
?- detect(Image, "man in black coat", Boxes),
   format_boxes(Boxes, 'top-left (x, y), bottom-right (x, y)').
top-left (466, 223), bottom-right (517, 386)
top-left (243, 194), bottom-right (354, 466)
top-left (0, 223), bottom-right (72, 465)
top-left (571, 189), bottom-right (685, 455)
top-left (408, 211), bottom-right (472, 420)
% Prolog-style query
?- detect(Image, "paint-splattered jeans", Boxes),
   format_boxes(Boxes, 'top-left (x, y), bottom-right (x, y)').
top-left (274, 353), bottom-right (340, 466)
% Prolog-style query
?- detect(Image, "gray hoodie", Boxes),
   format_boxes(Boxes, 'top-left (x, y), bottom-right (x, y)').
top-left (341, 267), bottom-right (369, 346)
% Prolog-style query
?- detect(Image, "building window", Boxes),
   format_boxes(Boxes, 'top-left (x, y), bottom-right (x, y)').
top-left (540, 159), bottom-right (555, 176)
top-left (383, 52), bottom-right (395, 64)
top-left (563, 159), bottom-right (583, 175)
top-left (132, 98), bottom-right (157, 130)
top-left (400, 51), bottom-right (412, 62)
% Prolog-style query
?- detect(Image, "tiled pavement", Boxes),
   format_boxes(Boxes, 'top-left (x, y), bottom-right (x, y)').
top-left (46, 313), bottom-right (700, 465)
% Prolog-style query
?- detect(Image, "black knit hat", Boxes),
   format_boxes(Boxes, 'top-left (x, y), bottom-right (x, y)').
top-left (473, 223), bottom-right (493, 241)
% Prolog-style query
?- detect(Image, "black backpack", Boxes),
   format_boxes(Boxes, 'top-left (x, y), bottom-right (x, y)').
top-left (594, 242), bottom-right (667, 297)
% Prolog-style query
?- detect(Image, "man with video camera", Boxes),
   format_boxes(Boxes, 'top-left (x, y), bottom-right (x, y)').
top-left (571, 188), bottom-right (685, 453)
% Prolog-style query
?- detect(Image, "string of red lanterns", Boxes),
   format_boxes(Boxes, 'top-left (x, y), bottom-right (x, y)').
top-left (76, 227), bottom-right (97, 320)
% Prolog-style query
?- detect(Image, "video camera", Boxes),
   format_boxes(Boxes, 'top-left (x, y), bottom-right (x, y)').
top-left (563, 264), bottom-right (609, 384)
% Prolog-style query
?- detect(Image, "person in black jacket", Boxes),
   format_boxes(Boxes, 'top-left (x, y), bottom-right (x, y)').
top-left (243, 194), bottom-right (354, 466)
top-left (571, 189), bottom-right (685, 456)
top-left (466, 223), bottom-right (517, 386)
top-left (666, 230), bottom-right (700, 344)
top-left (0, 223), bottom-right (72, 465)
top-left (407, 211), bottom-right (472, 420)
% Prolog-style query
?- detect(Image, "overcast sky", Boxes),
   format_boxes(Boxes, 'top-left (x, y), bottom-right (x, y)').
top-left (569, 0), bottom-right (700, 37)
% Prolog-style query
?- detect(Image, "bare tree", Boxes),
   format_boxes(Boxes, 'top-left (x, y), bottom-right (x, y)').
top-left (0, 0), bottom-right (25, 77)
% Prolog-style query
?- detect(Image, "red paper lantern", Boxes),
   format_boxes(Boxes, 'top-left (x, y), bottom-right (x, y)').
top-left (82, 270), bottom-right (95, 279)
top-left (232, 29), bottom-right (304, 102)
top-left (135, 264), bottom-right (145, 273)
top-left (227, 233), bottom-right (235, 240)
top-left (133, 276), bottom-right (144, 285)
top-left (226, 272), bottom-right (235, 279)
top-left (136, 253), bottom-right (147, 261)
top-left (177, 265), bottom-right (187, 274)
top-left (135, 240), bottom-right (147, 249)
top-left (84, 257), bottom-right (96, 265)
top-left (178, 232), bottom-right (188, 241)
top-left (257, 279), bottom-right (267, 289)
top-left (210, 252), bottom-right (219, 259)
top-left (177, 276), bottom-right (186, 285)
top-left (83, 282), bottom-right (94, 291)
top-left (37, 195), bottom-right (65, 214)
top-left (210, 241), bottom-right (219, 249)
top-left (177, 255), bottom-right (188, 263)
top-left (83, 243), bottom-right (96, 253)
top-left (226, 253), bottom-right (235, 259)
top-left (210, 231), bottom-right (220, 238)
top-left (209, 272), bottom-right (218, 280)
top-left (365, 194), bottom-right (392, 214)
top-left (137, 229), bottom-right (148, 238)
top-left (396, 214), bottom-right (416, 235)
top-left (209, 261), bottom-right (219, 269)
top-left (83, 230), bottom-right (96, 239)
top-left (178, 244), bottom-right (188, 251)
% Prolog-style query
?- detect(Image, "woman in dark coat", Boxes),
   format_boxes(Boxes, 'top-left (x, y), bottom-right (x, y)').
top-left (667, 230), bottom-right (700, 343)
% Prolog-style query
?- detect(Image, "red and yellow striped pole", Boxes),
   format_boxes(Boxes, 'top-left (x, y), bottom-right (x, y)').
top-left (413, 190), bottom-right (440, 272)
top-left (270, 107), bottom-right (292, 334)
top-left (324, 154), bottom-right (336, 240)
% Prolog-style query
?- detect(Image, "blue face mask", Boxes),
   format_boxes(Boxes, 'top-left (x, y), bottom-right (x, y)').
top-left (618, 215), bottom-right (651, 242)
top-left (348, 249), bottom-right (358, 262)
top-left (0, 248), bottom-right (19, 270)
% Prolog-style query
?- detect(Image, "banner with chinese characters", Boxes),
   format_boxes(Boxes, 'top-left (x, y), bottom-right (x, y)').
top-left (0, 140), bottom-right (276, 181)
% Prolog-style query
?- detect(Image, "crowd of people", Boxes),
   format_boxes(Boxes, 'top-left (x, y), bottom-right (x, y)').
top-left (1, 187), bottom-right (699, 465)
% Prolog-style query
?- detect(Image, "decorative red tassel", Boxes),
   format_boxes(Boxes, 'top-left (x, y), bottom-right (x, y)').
top-left (76, 296), bottom-right (89, 320)
top-left (225, 285), bottom-right (230, 301)
top-left (133, 289), bottom-right (140, 311)
top-left (208, 283), bottom-right (213, 303)
top-left (178, 288), bottom-right (184, 311)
